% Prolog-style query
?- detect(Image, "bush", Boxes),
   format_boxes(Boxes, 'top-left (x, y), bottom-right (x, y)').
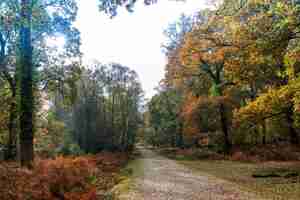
top-left (35, 117), bottom-right (85, 157)
top-left (35, 117), bottom-right (67, 157)
top-left (36, 157), bottom-right (96, 198)
top-left (58, 138), bottom-right (84, 156)
top-left (0, 156), bottom-right (97, 200)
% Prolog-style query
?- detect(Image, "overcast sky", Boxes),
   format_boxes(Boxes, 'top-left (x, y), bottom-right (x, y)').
top-left (75, 0), bottom-right (208, 98)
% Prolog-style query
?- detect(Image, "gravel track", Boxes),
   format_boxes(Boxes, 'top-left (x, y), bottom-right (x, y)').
top-left (120, 146), bottom-right (266, 200)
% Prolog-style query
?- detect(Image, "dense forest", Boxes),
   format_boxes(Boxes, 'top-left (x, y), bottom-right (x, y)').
top-left (145, 0), bottom-right (300, 153)
top-left (1, 0), bottom-right (300, 200)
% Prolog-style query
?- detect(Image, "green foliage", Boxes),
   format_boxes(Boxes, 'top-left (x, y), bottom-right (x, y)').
top-left (35, 110), bottom-right (84, 157)
top-left (59, 141), bottom-right (84, 156)
top-left (144, 87), bottom-right (183, 147)
top-left (0, 84), bottom-right (10, 145)
top-left (209, 83), bottom-right (220, 97)
top-left (98, 0), bottom-right (157, 16)
top-left (0, 0), bottom-right (81, 164)
top-left (61, 62), bottom-right (144, 152)
top-left (146, 0), bottom-right (300, 150)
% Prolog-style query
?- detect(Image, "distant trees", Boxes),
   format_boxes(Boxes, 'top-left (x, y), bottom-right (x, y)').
top-left (145, 86), bottom-right (183, 147)
top-left (47, 62), bottom-right (144, 153)
top-left (71, 63), bottom-right (143, 152)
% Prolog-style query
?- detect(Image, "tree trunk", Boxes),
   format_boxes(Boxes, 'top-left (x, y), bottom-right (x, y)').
top-left (171, 128), bottom-right (176, 147)
top-left (5, 88), bottom-right (17, 160)
top-left (111, 93), bottom-right (115, 148)
top-left (85, 103), bottom-right (91, 152)
top-left (120, 95), bottom-right (128, 150)
top-left (262, 120), bottom-right (266, 145)
top-left (213, 77), bottom-right (231, 153)
top-left (176, 122), bottom-right (184, 149)
top-left (219, 103), bottom-right (231, 153)
top-left (19, 0), bottom-right (34, 168)
top-left (102, 96), bottom-right (107, 138)
top-left (286, 108), bottom-right (299, 145)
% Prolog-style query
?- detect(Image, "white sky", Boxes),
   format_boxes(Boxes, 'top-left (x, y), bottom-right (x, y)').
top-left (75, 0), bottom-right (208, 98)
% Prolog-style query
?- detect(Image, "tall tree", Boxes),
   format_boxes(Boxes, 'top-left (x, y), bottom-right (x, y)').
top-left (180, 16), bottom-right (237, 152)
top-left (0, 0), bottom-right (80, 161)
top-left (19, 0), bottom-right (34, 168)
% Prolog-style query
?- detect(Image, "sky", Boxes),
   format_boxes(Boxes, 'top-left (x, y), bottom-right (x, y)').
top-left (75, 0), bottom-right (209, 98)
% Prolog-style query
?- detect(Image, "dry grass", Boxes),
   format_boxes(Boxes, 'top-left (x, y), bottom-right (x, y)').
top-left (177, 159), bottom-right (300, 200)
top-left (155, 145), bottom-right (300, 199)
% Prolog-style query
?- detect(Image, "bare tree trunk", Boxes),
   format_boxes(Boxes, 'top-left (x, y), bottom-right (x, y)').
top-left (19, 0), bottom-right (34, 168)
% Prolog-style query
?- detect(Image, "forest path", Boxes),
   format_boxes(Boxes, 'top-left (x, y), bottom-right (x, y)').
top-left (117, 145), bottom-right (265, 200)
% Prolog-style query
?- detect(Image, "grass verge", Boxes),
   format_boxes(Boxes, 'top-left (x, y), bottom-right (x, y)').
top-left (107, 153), bottom-right (144, 200)
top-left (176, 159), bottom-right (300, 200)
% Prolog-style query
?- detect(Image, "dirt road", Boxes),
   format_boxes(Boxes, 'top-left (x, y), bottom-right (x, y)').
top-left (116, 146), bottom-right (265, 200)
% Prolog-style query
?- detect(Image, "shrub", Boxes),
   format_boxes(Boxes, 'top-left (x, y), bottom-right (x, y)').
top-left (0, 156), bottom-right (97, 200)
top-left (58, 141), bottom-right (85, 156)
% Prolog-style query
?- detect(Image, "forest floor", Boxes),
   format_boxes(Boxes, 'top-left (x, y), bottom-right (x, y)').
top-left (113, 145), bottom-right (267, 200)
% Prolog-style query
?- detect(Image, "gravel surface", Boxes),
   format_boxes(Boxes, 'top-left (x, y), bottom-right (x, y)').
top-left (119, 146), bottom-right (267, 200)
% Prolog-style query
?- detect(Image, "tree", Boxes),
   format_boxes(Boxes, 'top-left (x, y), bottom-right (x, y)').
top-left (0, 0), bottom-right (80, 164)
top-left (0, 2), bottom-right (19, 159)
top-left (228, 0), bottom-right (300, 145)
top-left (19, 0), bottom-right (34, 168)
top-left (70, 62), bottom-right (144, 152)
top-left (146, 87), bottom-right (184, 148)
top-left (234, 79), bottom-right (300, 144)
top-left (162, 14), bottom-right (195, 54)
top-left (144, 0), bottom-right (300, 151)
top-left (98, 0), bottom-right (158, 16)
top-left (179, 14), bottom-right (237, 152)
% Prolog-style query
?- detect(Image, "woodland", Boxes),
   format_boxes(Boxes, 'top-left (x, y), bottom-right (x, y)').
top-left (1, 0), bottom-right (300, 200)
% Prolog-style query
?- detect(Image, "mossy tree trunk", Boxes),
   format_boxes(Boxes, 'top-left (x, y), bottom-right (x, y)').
top-left (213, 76), bottom-right (232, 153)
top-left (19, 0), bottom-right (34, 168)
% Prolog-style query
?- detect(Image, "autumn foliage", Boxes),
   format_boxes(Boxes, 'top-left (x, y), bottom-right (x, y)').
top-left (0, 152), bottom-right (129, 200)
top-left (144, 0), bottom-right (300, 152)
